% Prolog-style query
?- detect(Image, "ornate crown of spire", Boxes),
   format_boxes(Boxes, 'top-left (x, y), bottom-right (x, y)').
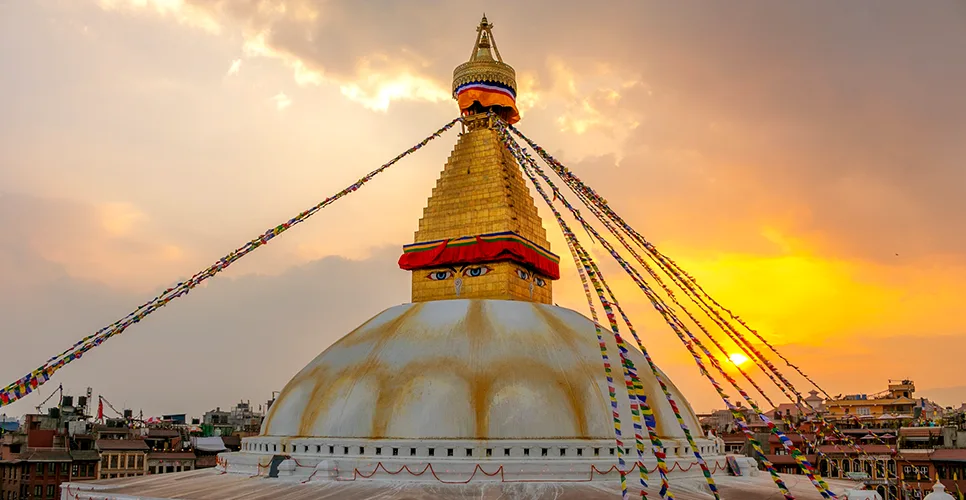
top-left (452, 15), bottom-right (520, 124)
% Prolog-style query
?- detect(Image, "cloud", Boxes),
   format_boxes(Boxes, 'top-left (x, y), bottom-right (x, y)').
top-left (225, 58), bottom-right (241, 76)
top-left (270, 91), bottom-right (291, 110)
top-left (0, 193), bottom-right (191, 290)
top-left (97, 0), bottom-right (221, 33)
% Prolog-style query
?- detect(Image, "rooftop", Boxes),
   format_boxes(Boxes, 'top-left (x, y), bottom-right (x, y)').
top-left (20, 449), bottom-right (73, 462)
top-left (147, 452), bottom-right (197, 460)
top-left (96, 439), bottom-right (149, 451)
top-left (930, 449), bottom-right (966, 462)
top-left (71, 450), bottom-right (101, 461)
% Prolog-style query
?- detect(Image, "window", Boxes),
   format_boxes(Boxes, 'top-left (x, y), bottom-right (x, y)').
top-left (446, 449), bottom-right (454, 457)
top-left (34, 486), bottom-right (41, 497)
top-left (857, 407), bottom-right (871, 416)
top-left (136, 455), bottom-right (143, 469)
top-left (577, 448), bottom-right (583, 457)
top-left (504, 449), bottom-right (510, 457)
top-left (465, 449), bottom-right (472, 457)
top-left (524, 449), bottom-right (530, 456)
top-left (541, 448), bottom-right (548, 457)
top-left (375, 448), bottom-right (382, 456)
top-left (594, 448), bottom-right (600, 457)
top-left (329, 446), bottom-right (334, 454)
top-left (47, 485), bottom-right (55, 497)
top-left (560, 448), bottom-right (567, 457)
top-left (127, 455), bottom-right (135, 469)
top-left (72, 464), bottom-right (79, 477)
top-left (36, 464), bottom-right (43, 474)
top-left (486, 448), bottom-right (492, 457)
top-left (109, 455), bottom-right (117, 469)
top-left (410, 448), bottom-right (416, 456)
top-left (392, 448), bottom-right (399, 456)
top-left (317, 445), bottom-right (322, 453)
top-left (428, 449), bottom-right (435, 457)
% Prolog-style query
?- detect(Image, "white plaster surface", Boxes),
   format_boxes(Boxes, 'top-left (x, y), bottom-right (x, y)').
top-left (261, 299), bottom-right (706, 442)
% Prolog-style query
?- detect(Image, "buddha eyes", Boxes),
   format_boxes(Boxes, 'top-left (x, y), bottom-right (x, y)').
top-left (427, 270), bottom-right (453, 281)
top-left (515, 268), bottom-right (547, 287)
top-left (427, 266), bottom-right (491, 280)
top-left (463, 266), bottom-right (491, 277)
top-left (427, 266), bottom-right (544, 283)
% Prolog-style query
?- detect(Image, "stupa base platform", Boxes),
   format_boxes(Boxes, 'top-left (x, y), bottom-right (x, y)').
top-left (217, 438), bottom-right (730, 482)
top-left (61, 462), bottom-right (857, 500)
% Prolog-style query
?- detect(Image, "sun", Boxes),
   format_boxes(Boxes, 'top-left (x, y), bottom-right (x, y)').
top-left (729, 353), bottom-right (750, 366)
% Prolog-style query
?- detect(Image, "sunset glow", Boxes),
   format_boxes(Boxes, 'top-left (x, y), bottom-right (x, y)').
top-left (729, 353), bottom-right (750, 367)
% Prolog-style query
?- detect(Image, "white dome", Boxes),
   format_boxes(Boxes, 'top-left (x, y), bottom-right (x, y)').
top-left (262, 299), bottom-right (703, 441)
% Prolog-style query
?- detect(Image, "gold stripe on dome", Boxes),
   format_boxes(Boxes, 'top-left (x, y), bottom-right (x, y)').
top-left (260, 300), bottom-right (707, 440)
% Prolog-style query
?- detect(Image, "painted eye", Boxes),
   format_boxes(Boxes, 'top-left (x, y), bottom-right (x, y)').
top-left (534, 277), bottom-right (546, 287)
top-left (463, 266), bottom-right (491, 277)
top-left (427, 270), bottom-right (453, 281)
top-left (515, 269), bottom-right (530, 280)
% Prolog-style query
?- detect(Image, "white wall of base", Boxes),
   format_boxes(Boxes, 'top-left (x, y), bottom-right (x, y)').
top-left (216, 449), bottom-right (738, 483)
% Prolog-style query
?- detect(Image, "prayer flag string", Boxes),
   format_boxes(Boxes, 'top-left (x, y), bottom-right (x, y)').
top-left (508, 125), bottom-right (831, 400)
top-left (498, 124), bottom-right (672, 499)
top-left (496, 118), bottom-right (829, 499)
top-left (506, 124), bottom-right (913, 481)
top-left (0, 118), bottom-right (461, 408)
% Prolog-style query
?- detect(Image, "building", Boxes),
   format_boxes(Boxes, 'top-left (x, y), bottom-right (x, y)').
top-left (0, 458), bottom-right (26, 500)
top-left (765, 432), bottom-right (818, 475)
top-left (68, 451), bottom-right (99, 482)
top-left (0, 433), bottom-right (25, 461)
top-left (147, 452), bottom-right (196, 475)
top-left (826, 380), bottom-right (917, 420)
top-left (14, 449), bottom-right (72, 500)
top-left (190, 437), bottom-right (227, 469)
top-left (94, 440), bottom-right (147, 479)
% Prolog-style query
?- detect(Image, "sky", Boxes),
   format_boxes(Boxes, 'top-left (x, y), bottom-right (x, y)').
top-left (1, 0), bottom-right (965, 420)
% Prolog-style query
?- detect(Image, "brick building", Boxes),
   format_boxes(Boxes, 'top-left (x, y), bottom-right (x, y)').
top-left (94, 440), bottom-right (148, 479)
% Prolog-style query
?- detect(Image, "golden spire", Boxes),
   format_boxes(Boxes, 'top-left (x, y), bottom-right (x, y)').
top-left (397, 17), bottom-right (557, 304)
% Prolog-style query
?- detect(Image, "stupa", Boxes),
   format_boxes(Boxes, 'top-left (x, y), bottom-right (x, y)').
top-left (229, 14), bottom-right (720, 481)
top-left (60, 16), bottom-right (851, 500)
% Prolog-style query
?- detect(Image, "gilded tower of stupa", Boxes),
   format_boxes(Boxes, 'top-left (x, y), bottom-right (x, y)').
top-left (399, 16), bottom-right (558, 305)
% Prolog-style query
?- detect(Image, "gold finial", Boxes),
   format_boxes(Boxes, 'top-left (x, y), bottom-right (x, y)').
top-left (452, 16), bottom-right (519, 123)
